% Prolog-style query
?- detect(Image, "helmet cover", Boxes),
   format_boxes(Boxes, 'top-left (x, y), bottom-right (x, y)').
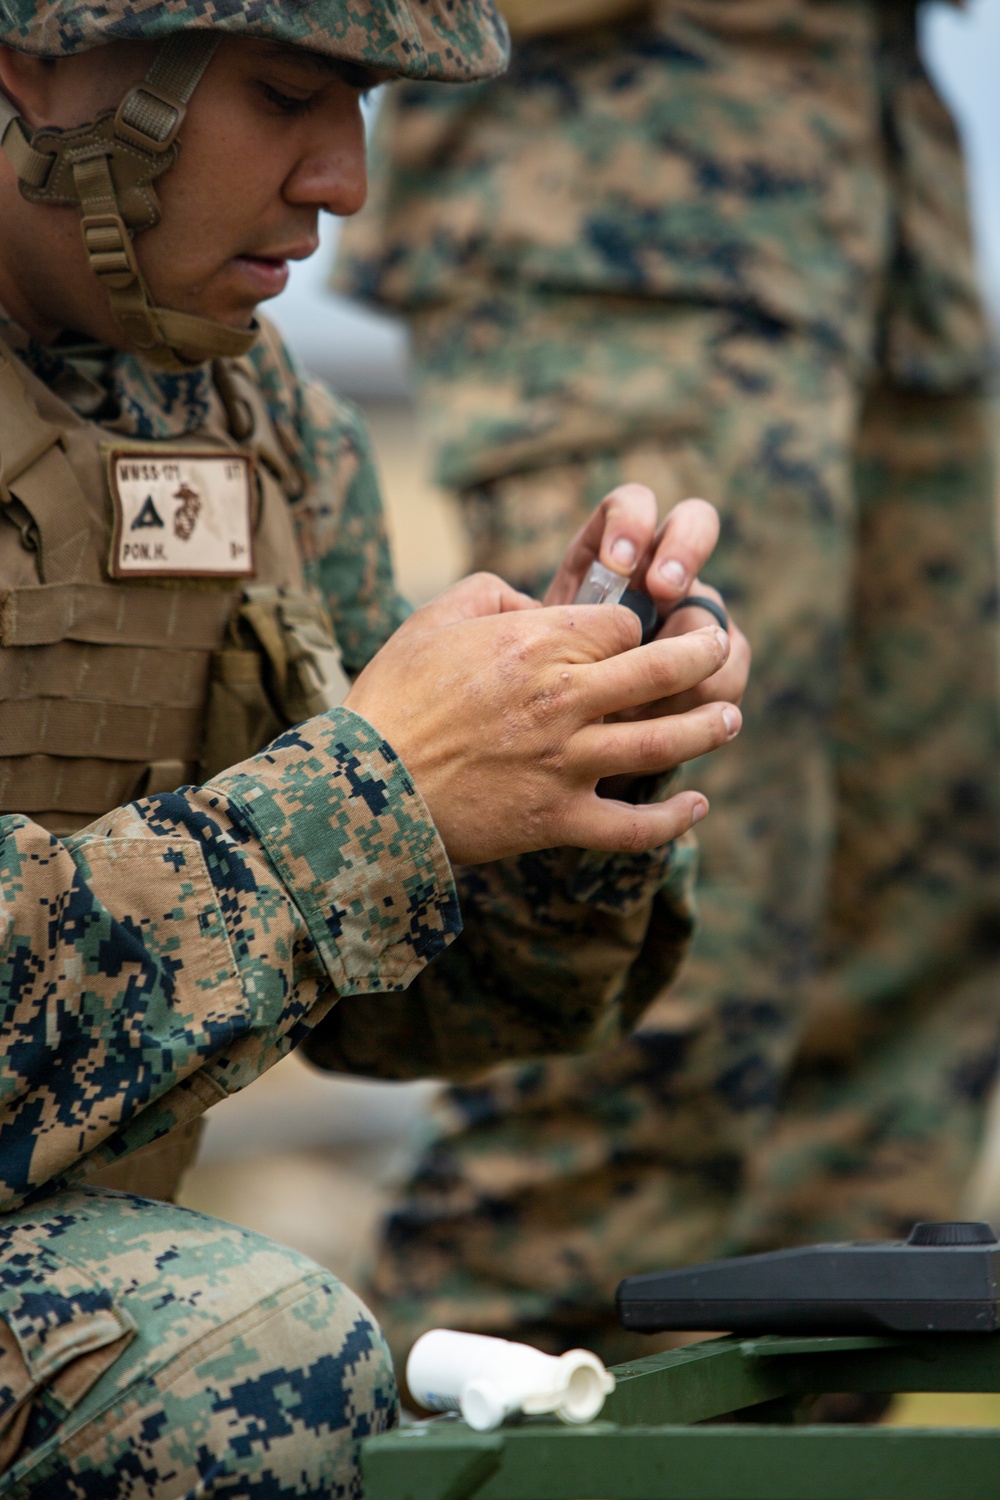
top-left (0, 0), bottom-right (510, 83)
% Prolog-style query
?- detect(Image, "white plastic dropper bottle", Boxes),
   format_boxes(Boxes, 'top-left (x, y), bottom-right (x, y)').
top-left (407, 1329), bottom-right (616, 1432)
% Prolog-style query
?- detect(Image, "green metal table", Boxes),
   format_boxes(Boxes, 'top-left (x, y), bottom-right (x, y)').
top-left (362, 1332), bottom-right (1000, 1498)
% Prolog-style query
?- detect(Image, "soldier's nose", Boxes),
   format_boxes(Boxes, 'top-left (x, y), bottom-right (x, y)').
top-left (286, 110), bottom-right (368, 218)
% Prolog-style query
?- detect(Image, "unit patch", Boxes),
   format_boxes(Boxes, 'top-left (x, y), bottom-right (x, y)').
top-left (108, 451), bottom-right (255, 578)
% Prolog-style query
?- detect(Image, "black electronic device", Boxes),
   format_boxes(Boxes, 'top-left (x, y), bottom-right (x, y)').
top-left (616, 1222), bottom-right (1000, 1335)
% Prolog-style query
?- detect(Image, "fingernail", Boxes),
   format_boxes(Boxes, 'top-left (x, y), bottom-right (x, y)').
top-left (715, 629), bottom-right (730, 655)
top-left (659, 558), bottom-right (687, 589)
top-left (723, 707), bottom-right (741, 738)
top-left (610, 537), bottom-right (637, 568)
top-left (691, 800), bottom-right (708, 825)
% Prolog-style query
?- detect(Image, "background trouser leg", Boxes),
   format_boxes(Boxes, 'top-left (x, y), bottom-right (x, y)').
top-left (729, 385), bottom-right (1000, 1251)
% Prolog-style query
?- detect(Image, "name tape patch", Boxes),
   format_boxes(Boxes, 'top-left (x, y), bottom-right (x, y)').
top-left (109, 451), bottom-right (255, 578)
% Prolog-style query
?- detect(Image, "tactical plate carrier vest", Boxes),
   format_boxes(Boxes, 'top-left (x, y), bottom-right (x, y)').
top-left (0, 329), bottom-right (350, 1197)
top-left (0, 335), bottom-right (349, 833)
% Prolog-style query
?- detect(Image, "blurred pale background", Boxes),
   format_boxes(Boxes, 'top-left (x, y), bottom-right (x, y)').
top-left (179, 0), bottom-right (1000, 1423)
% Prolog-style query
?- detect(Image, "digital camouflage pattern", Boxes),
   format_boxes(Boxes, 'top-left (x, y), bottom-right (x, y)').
top-left (0, 0), bottom-right (510, 83)
top-left (0, 701), bottom-right (455, 1210)
top-left (337, 0), bottom-right (991, 473)
top-left (0, 1186), bottom-right (396, 1497)
top-left (0, 309), bottom-right (697, 1484)
top-left (333, 0), bottom-right (1000, 1365)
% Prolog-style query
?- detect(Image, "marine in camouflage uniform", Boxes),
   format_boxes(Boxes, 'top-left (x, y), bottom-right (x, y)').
top-left (0, 2), bottom-right (710, 1492)
top-left (333, 0), bottom-right (1000, 1365)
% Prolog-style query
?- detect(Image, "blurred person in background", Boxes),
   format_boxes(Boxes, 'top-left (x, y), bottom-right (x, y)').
top-left (334, 0), bottom-right (1000, 1373)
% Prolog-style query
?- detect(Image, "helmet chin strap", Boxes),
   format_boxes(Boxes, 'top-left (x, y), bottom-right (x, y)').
top-left (0, 32), bottom-right (258, 371)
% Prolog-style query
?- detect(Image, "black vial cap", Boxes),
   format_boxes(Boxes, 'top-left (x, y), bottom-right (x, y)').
top-left (621, 589), bottom-right (660, 645)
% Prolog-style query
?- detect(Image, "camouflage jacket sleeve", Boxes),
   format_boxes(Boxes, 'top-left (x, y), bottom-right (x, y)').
top-left (303, 825), bottom-right (698, 1081)
top-left (0, 710), bottom-right (459, 1212)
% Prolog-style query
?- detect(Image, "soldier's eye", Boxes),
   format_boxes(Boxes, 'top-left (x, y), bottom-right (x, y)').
top-left (259, 82), bottom-right (321, 117)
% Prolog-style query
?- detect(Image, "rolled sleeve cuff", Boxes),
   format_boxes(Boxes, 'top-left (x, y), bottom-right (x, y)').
top-left (208, 707), bottom-right (460, 995)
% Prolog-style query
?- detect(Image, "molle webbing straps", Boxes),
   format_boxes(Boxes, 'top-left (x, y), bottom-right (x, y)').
top-left (0, 575), bottom-right (237, 829)
top-left (0, 32), bottom-right (257, 370)
top-left (0, 340), bottom-right (319, 838)
top-left (0, 753), bottom-right (179, 822)
top-left (0, 582), bottom-right (235, 650)
top-left (0, 696), bottom-right (205, 761)
top-left (0, 639), bottom-right (210, 703)
top-left (0, 752), bottom-right (204, 826)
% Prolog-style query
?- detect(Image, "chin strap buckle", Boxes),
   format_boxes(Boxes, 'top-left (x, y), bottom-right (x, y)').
top-left (81, 212), bottom-right (141, 290)
top-left (115, 29), bottom-right (220, 156)
top-left (115, 84), bottom-right (188, 155)
top-left (6, 29), bottom-right (232, 368)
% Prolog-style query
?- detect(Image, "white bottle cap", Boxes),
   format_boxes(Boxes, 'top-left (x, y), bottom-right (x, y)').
top-left (558, 1350), bottom-right (616, 1422)
top-left (460, 1377), bottom-right (512, 1432)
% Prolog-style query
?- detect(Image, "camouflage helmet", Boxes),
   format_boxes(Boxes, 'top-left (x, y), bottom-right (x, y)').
top-left (0, 3), bottom-right (510, 369)
top-left (0, 1), bottom-right (510, 84)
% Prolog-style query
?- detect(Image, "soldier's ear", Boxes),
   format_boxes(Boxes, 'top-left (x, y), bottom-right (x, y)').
top-left (0, 47), bottom-right (58, 128)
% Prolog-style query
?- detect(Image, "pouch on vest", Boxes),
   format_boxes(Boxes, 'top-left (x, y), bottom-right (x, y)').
top-left (201, 584), bottom-right (351, 779)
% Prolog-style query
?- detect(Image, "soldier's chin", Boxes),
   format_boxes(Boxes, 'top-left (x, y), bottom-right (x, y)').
top-left (209, 304), bottom-right (261, 330)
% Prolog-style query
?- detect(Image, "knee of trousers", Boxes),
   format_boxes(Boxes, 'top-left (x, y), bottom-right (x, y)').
top-left (0, 1185), bottom-right (398, 1497)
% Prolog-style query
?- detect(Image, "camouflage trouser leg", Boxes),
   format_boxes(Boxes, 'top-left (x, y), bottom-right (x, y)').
top-left (363, 314), bottom-right (1000, 1368)
top-left (729, 384), bottom-right (1000, 1250)
top-left (0, 1186), bottom-right (396, 1498)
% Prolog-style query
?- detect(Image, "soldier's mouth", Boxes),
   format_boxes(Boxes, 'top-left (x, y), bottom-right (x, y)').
top-left (231, 255), bottom-right (291, 297)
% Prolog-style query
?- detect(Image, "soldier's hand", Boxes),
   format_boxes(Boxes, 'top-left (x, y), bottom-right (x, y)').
top-left (547, 485), bottom-right (750, 713)
top-left (643, 578), bottom-right (750, 715)
top-left (343, 571), bottom-right (740, 864)
top-left (546, 485), bottom-right (716, 605)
